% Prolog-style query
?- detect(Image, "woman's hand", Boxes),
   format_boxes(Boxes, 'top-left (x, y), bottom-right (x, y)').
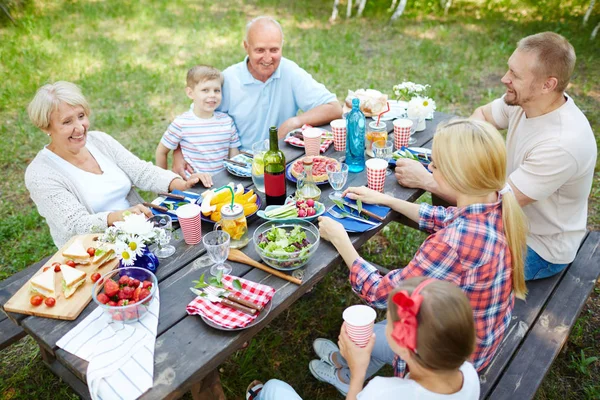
top-left (318, 216), bottom-right (347, 244)
top-left (108, 204), bottom-right (153, 226)
top-left (342, 186), bottom-right (388, 206)
top-left (338, 322), bottom-right (375, 377)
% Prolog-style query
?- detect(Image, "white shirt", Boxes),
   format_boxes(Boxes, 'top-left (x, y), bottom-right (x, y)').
top-left (357, 362), bottom-right (480, 400)
top-left (42, 142), bottom-right (131, 213)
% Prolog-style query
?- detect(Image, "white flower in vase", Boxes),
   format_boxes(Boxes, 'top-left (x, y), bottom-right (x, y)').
top-left (113, 212), bottom-right (156, 241)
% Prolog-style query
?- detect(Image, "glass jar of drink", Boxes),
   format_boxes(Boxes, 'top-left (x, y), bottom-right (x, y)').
top-left (214, 203), bottom-right (249, 249)
top-left (251, 139), bottom-right (269, 193)
top-left (366, 121), bottom-right (388, 157)
top-left (296, 157), bottom-right (321, 201)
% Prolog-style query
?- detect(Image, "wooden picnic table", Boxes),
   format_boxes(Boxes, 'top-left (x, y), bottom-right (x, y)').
top-left (0, 113), bottom-right (450, 399)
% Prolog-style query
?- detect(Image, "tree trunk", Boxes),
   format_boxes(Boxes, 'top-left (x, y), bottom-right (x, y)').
top-left (347, 0), bottom-right (353, 18)
top-left (330, 0), bottom-right (340, 21)
top-left (583, 0), bottom-right (596, 25)
top-left (357, 0), bottom-right (367, 17)
top-left (444, 0), bottom-right (453, 16)
top-left (592, 21), bottom-right (600, 39)
top-left (390, 0), bottom-right (408, 21)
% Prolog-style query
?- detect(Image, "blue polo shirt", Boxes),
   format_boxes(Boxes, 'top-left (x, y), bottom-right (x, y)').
top-left (218, 56), bottom-right (337, 150)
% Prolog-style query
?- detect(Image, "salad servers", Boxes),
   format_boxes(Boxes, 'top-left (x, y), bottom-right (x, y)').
top-left (227, 249), bottom-right (302, 285)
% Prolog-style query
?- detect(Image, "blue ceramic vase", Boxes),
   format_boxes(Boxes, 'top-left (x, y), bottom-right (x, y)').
top-left (119, 247), bottom-right (159, 279)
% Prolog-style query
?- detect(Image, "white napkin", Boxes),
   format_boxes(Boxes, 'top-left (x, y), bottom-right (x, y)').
top-left (57, 289), bottom-right (160, 400)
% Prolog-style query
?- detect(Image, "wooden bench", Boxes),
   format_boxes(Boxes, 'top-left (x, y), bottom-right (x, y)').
top-left (479, 231), bottom-right (600, 399)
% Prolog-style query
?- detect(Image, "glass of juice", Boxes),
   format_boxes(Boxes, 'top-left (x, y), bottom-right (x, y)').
top-left (366, 121), bottom-right (388, 157)
top-left (214, 203), bottom-right (249, 249)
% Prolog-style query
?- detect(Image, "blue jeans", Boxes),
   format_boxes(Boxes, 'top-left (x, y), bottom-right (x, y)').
top-left (525, 246), bottom-right (568, 281)
top-left (334, 320), bottom-right (397, 382)
top-left (257, 379), bottom-right (303, 400)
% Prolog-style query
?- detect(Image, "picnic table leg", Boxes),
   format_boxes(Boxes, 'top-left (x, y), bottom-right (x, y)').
top-left (190, 369), bottom-right (226, 400)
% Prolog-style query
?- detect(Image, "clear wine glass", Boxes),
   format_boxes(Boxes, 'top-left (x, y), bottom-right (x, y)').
top-left (148, 214), bottom-right (176, 258)
top-left (373, 141), bottom-right (394, 176)
top-left (327, 162), bottom-right (349, 200)
top-left (408, 117), bottom-right (419, 144)
top-left (203, 231), bottom-right (232, 276)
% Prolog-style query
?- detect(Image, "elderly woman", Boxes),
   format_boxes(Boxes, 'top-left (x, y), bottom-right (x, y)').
top-left (25, 81), bottom-right (209, 248)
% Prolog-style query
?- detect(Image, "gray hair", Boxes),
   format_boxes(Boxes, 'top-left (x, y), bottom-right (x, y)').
top-left (244, 16), bottom-right (284, 42)
top-left (28, 81), bottom-right (90, 130)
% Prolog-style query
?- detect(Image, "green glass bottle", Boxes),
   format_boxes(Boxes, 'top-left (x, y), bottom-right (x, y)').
top-left (263, 126), bottom-right (287, 205)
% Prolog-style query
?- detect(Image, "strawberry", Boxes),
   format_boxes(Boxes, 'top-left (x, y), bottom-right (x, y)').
top-left (139, 288), bottom-right (152, 303)
top-left (133, 287), bottom-right (142, 303)
top-left (104, 279), bottom-right (119, 297)
top-left (125, 310), bottom-right (138, 320)
top-left (118, 275), bottom-right (130, 286)
top-left (108, 301), bottom-right (118, 307)
top-left (97, 293), bottom-right (110, 304)
top-left (142, 280), bottom-right (153, 289)
top-left (112, 313), bottom-right (123, 321)
top-left (130, 279), bottom-right (141, 288)
top-left (122, 286), bottom-right (134, 299)
top-left (117, 299), bottom-right (129, 307)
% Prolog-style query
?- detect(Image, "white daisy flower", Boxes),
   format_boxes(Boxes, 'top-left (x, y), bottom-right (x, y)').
top-left (127, 235), bottom-right (146, 258)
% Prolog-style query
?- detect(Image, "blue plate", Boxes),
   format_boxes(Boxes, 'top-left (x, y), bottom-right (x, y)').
top-left (224, 154), bottom-right (252, 178)
top-left (257, 200), bottom-right (325, 222)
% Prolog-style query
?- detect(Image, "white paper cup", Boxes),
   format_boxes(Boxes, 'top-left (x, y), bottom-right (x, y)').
top-left (330, 119), bottom-right (347, 152)
top-left (393, 118), bottom-right (413, 150)
top-left (366, 158), bottom-right (388, 193)
top-left (176, 204), bottom-right (202, 245)
top-left (303, 128), bottom-right (322, 157)
top-left (343, 305), bottom-right (377, 347)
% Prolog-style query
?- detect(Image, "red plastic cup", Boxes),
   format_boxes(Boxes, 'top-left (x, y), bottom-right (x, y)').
top-left (176, 204), bottom-right (202, 245)
top-left (366, 158), bottom-right (388, 193)
top-left (393, 118), bottom-right (413, 150)
top-left (303, 128), bottom-right (322, 157)
top-left (330, 119), bottom-right (347, 151)
top-left (343, 305), bottom-right (377, 347)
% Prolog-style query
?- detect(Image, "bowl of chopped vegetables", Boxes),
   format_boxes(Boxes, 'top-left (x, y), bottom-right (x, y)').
top-left (253, 220), bottom-right (320, 271)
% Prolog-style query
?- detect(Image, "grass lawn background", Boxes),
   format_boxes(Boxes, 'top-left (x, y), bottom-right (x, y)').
top-left (0, 0), bottom-right (598, 398)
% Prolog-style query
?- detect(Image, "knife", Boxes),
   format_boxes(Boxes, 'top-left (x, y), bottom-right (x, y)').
top-left (206, 286), bottom-right (263, 312)
top-left (340, 200), bottom-right (386, 222)
top-left (190, 287), bottom-right (257, 315)
top-left (240, 150), bottom-right (254, 158)
top-left (225, 158), bottom-right (249, 168)
top-left (143, 202), bottom-right (178, 217)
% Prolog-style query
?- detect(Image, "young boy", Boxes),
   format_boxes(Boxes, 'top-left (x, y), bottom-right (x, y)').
top-left (156, 65), bottom-right (240, 186)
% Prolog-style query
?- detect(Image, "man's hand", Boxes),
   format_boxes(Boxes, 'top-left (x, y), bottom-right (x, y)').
top-left (394, 159), bottom-right (432, 189)
top-left (277, 116), bottom-right (302, 139)
top-left (172, 146), bottom-right (194, 178)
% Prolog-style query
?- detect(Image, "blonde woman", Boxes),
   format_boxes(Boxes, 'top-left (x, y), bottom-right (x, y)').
top-left (25, 81), bottom-right (207, 248)
top-left (312, 119), bottom-right (527, 394)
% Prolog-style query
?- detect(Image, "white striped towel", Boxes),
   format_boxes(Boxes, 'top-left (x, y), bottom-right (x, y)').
top-left (56, 289), bottom-right (160, 400)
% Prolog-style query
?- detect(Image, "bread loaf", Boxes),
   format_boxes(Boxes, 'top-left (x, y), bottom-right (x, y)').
top-left (345, 89), bottom-right (388, 116)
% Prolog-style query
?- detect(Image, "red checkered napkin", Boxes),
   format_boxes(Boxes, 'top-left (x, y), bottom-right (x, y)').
top-left (186, 275), bottom-right (275, 329)
top-left (284, 124), bottom-right (334, 153)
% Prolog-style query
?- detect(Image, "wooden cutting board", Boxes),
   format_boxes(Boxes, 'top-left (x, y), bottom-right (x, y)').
top-left (4, 234), bottom-right (119, 320)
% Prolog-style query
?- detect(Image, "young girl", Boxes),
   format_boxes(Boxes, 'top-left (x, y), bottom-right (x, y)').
top-left (311, 119), bottom-right (527, 393)
top-left (246, 278), bottom-right (480, 399)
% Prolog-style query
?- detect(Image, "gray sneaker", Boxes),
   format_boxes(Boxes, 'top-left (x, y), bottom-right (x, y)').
top-left (309, 359), bottom-right (350, 396)
top-left (313, 338), bottom-right (341, 367)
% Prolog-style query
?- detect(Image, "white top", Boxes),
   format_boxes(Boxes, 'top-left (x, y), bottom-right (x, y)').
top-left (357, 362), bottom-right (480, 400)
top-left (491, 94), bottom-right (597, 264)
top-left (42, 142), bottom-right (131, 213)
top-left (161, 110), bottom-right (241, 174)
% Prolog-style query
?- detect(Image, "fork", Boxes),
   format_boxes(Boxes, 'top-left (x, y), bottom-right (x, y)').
top-left (327, 206), bottom-right (379, 226)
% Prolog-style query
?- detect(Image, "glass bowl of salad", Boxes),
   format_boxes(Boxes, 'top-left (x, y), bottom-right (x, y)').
top-left (253, 220), bottom-right (320, 271)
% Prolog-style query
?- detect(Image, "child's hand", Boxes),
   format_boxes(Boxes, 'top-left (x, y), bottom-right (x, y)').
top-left (317, 216), bottom-right (347, 244)
top-left (189, 173), bottom-right (213, 188)
top-left (338, 322), bottom-right (375, 376)
top-left (343, 186), bottom-right (388, 206)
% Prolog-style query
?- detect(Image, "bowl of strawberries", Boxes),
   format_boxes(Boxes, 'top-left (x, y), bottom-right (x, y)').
top-left (92, 266), bottom-right (157, 323)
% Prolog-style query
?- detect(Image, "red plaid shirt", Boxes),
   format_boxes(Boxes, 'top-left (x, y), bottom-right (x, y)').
top-left (350, 199), bottom-right (514, 376)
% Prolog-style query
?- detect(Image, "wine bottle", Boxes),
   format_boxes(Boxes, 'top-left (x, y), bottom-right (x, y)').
top-left (264, 126), bottom-right (287, 205)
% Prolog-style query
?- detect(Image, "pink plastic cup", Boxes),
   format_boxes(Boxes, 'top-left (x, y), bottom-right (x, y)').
top-left (343, 305), bottom-right (377, 347)
top-left (366, 158), bottom-right (388, 193)
top-left (303, 128), bottom-right (322, 157)
top-left (393, 118), bottom-right (413, 150)
top-left (176, 204), bottom-right (202, 245)
top-left (330, 119), bottom-right (347, 151)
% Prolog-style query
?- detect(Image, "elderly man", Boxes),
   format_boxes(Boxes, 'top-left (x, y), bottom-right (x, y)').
top-left (395, 32), bottom-right (596, 281)
top-left (172, 16), bottom-right (341, 175)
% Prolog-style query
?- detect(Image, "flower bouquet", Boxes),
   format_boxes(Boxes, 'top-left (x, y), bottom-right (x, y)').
top-left (99, 213), bottom-right (166, 267)
top-left (407, 96), bottom-right (436, 132)
top-left (392, 81), bottom-right (430, 102)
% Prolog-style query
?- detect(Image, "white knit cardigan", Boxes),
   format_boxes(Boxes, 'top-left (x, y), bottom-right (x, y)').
top-left (25, 131), bottom-right (180, 248)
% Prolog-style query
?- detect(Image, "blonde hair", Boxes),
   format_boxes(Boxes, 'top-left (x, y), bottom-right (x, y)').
top-left (388, 277), bottom-right (476, 371)
top-left (28, 81), bottom-right (90, 130)
top-left (186, 65), bottom-right (224, 88)
top-left (517, 32), bottom-right (576, 93)
top-left (432, 119), bottom-right (528, 299)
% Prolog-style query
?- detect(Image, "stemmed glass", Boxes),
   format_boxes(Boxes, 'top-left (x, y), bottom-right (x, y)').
top-left (147, 214), bottom-right (176, 258)
top-left (373, 141), bottom-right (394, 176)
top-left (408, 117), bottom-right (419, 144)
top-left (327, 162), bottom-right (349, 200)
top-left (203, 231), bottom-right (232, 276)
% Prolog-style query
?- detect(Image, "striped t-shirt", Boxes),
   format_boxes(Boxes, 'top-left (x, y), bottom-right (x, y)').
top-left (161, 110), bottom-right (241, 174)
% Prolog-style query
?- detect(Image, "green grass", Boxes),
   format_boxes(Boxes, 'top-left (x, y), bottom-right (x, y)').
top-left (0, 0), bottom-right (599, 399)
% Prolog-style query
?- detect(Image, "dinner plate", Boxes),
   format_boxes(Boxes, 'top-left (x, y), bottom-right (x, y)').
top-left (285, 161), bottom-right (331, 186)
top-left (284, 129), bottom-right (333, 148)
top-left (224, 154), bottom-right (252, 178)
top-left (201, 298), bottom-right (273, 331)
top-left (201, 187), bottom-right (261, 223)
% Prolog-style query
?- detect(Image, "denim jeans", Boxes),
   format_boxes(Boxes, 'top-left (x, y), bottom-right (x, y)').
top-left (334, 320), bottom-right (397, 383)
top-left (525, 246), bottom-right (568, 281)
top-left (257, 379), bottom-right (303, 400)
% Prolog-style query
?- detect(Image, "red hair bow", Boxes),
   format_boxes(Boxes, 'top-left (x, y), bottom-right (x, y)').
top-left (391, 279), bottom-right (434, 352)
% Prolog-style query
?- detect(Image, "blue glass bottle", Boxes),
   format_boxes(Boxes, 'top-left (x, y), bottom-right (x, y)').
top-left (345, 98), bottom-right (366, 172)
